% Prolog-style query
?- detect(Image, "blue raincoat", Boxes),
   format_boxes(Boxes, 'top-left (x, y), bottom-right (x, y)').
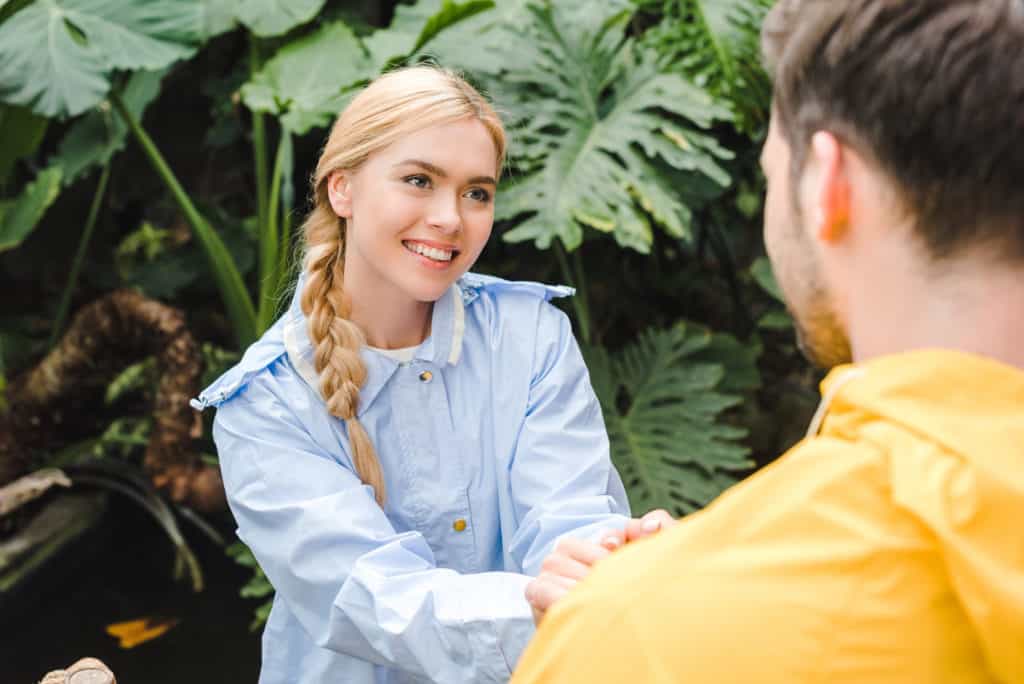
top-left (192, 273), bottom-right (631, 683)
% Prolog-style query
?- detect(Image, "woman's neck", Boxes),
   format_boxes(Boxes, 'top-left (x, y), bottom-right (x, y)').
top-left (343, 278), bottom-right (433, 350)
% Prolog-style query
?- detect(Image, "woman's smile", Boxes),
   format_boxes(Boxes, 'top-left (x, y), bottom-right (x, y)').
top-left (402, 239), bottom-right (460, 268)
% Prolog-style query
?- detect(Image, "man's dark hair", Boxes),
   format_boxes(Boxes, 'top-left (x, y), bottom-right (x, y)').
top-left (762, 0), bottom-right (1024, 260)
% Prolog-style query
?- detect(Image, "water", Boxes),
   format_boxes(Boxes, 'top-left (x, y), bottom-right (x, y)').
top-left (2, 495), bottom-right (261, 682)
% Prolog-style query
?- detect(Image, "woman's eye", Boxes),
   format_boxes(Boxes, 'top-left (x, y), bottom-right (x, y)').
top-left (465, 187), bottom-right (491, 203)
top-left (404, 175), bottom-right (430, 189)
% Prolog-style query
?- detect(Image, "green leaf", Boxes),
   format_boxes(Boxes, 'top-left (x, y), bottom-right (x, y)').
top-left (495, 2), bottom-right (733, 253)
top-left (0, 0), bottom-right (204, 118)
top-left (234, 0), bottom-right (325, 37)
top-left (0, 104), bottom-right (48, 187)
top-left (691, 326), bottom-right (762, 393)
top-left (241, 21), bottom-right (370, 134)
top-left (585, 323), bottom-right (753, 516)
top-left (750, 256), bottom-right (784, 301)
top-left (758, 310), bottom-right (792, 330)
top-left (50, 69), bottom-right (166, 187)
top-left (367, 0), bottom-right (528, 75)
top-left (0, 166), bottom-right (62, 252)
top-left (407, 0), bottom-right (495, 63)
top-left (641, 0), bottom-right (772, 135)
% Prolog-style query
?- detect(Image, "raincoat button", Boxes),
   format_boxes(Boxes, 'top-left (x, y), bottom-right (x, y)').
top-left (453, 518), bottom-right (467, 532)
top-left (419, 371), bottom-right (433, 383)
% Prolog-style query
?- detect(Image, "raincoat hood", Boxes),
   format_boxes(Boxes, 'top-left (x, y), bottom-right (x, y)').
top-left (819, 349), bottom-right (1024, 680)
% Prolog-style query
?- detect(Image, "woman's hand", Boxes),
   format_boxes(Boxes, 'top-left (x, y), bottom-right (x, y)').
top-left (599, 508), bottom-right (676, 549)
top-left (525, 537), bottom-right (610, 625)
top-left (525, 510), bottom-right (676, 625)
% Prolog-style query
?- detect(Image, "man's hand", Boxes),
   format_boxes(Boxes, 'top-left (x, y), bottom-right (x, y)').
top-left (525, 537), bottom-right (610, 625)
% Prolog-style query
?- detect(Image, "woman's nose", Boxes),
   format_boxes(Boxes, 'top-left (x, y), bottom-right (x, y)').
top-left (426, 193), bottom-right (462, 234)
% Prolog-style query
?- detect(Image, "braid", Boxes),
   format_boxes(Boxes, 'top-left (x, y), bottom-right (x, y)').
top-left (300, 200), bottom-right (386, 505)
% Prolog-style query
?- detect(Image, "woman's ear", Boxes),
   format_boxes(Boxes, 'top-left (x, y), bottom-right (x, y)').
top-left (326, 171), bottom-right (353, 219)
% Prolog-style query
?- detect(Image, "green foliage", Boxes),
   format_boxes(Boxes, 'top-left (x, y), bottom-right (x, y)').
top-left (0, 104), bottom-right (47, 188)
top-left (50, 69), bottom-right (166, 187)
top-left (105, 357), bottom-right (158, 405)
top-left (242, 22), bottom-right (370, 135)
top-left (0, 0), bottom-right (208, 118)
top-left (585, 323), bottom-right (755, 515)
top-left (234, 0), bottom-right (326, 37)
top-left (242, 0), bottom-right (496, 135)
top-left (638, 0), bottom-right (773, 135)
top-left (492, 1), bottom-right (734, 253)
top-left (227, 541), bottom-right (274, 630)
top-left (0, 167), bottom-right (62, 253)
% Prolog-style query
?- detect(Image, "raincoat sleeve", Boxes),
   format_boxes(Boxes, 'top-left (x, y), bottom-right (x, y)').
top-left (506, 302), bottom-right (631, 577)
top-left (213, 364), bottom-right (533, 683)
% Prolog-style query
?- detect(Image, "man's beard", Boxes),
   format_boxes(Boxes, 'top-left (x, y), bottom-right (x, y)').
top-left (790, 283), bottom-right (853, 369)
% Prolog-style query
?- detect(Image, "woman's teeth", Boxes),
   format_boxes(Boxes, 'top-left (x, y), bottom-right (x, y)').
top-left (404, 241), bottom-right (453, 262)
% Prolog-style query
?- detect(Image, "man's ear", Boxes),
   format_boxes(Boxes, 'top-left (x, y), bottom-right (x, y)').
top-left (807, 131), bottom-right (851, 244)
top-left (326, 171), bottom-right (353, 219)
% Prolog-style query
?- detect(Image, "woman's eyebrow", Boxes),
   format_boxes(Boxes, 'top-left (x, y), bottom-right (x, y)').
top-left (394, 159), bottom-right (496, 186)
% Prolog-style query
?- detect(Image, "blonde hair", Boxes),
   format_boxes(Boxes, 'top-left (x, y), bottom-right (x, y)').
top-left (300, 66), bottom-right (506, 506)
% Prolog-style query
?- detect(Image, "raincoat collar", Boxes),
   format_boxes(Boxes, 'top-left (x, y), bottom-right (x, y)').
top-left (282, 277), bottom-right (466, 418)
top-left (814, 348), bottom-right (1024, 460)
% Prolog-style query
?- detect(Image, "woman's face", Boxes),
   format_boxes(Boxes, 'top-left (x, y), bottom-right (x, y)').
top-left (328, 117), bottom-right (499, 306)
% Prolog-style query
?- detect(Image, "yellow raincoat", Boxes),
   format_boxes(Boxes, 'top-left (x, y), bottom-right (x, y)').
top-left (513, 350), bottom-right (1024, 683)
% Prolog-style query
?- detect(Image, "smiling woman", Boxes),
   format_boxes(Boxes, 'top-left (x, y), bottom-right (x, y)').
top-left (191, 65), bottom-right (641, 684)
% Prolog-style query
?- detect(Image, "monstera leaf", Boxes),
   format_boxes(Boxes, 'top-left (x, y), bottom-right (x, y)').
top-left (641, 0), bottom-right (773, 134)
top-left (494, 1), bottom-right (734, 254)
top-left (585, 323), bottom-right (757, 516)
top-left (242, 0), bottom-right (497, 135)
top-left (0, 0), bottom-right (221, 118)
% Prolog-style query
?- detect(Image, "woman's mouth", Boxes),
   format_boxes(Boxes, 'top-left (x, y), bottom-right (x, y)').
top-left (402, 240), bottom-right (458, 263)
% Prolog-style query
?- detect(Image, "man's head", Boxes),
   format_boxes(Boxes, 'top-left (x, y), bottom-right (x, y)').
top-left (759, 0), bottom-right (1024, 367)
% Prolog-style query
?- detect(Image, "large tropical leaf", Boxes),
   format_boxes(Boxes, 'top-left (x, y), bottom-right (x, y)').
top-left (640, 0), bottom-right (773, 135)
top-left (234, 0), bottom-right (325, 37)
top-left (363, 0), bottom-right (498, 73)
top-left (494, 1), bottom-right (733, 254)
top-left (0, 167), bottom-right (62, 253)
top-left (0, 0), bottom-right (221, 118)
top-left (241, 22), bottom-right (370, 135)
top-left (585, 323), bottom-right (755, 516)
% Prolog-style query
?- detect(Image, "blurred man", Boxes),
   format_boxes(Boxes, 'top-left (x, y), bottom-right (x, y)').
top-left (513, 1), bottom-right (1024, 681)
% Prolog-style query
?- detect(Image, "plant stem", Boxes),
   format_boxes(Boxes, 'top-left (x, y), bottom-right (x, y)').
top-left (49, 164), bottom-right (110, 349)
top-left (257, 137), bottom-right (288, 332)
top-left (251, 38), bottom-right (269, 240)
top-left (553, 239), bottom-right (592, 344)
top-left (109, 92), bottom-right (257, 348)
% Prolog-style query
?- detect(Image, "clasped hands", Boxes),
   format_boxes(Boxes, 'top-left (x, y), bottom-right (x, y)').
top-left (525, 509), bottom-right (675, 625)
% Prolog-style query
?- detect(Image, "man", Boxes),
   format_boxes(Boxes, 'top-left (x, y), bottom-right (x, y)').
top-left (512, 1), bottom-right (1024, 681)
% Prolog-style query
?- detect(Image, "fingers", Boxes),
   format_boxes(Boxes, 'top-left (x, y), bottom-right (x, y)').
top-left (625, 509), bottom-right (676, 543)
top-left (525, 573), bottom-right (577, 625)
top-left (599, 529), bottom-right (626, 551)
top-left (553, 537), bottom-right (612, 567)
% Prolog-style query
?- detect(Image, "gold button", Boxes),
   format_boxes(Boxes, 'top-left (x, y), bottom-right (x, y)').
top-left (452, 518), bottom-right (467, 532)
top-left (419, 371), bottom-right (433, 382)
